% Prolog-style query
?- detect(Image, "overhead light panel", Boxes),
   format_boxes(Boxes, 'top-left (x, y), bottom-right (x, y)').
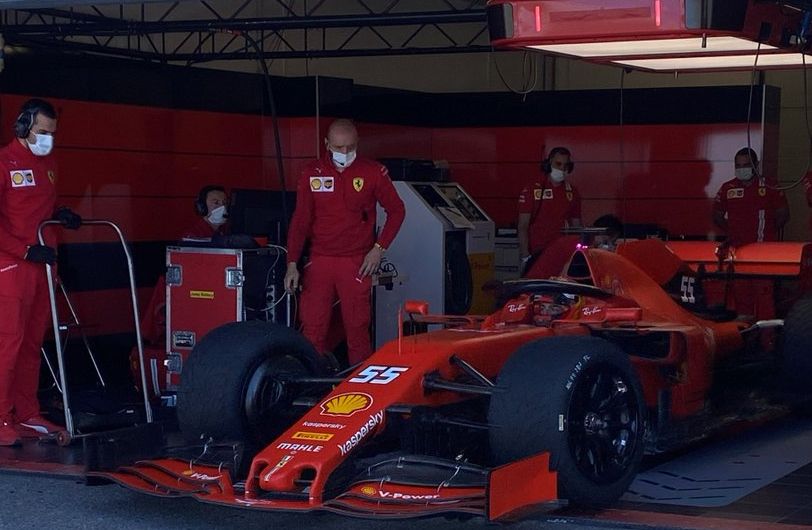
top-left (614, 52), bottom-right (812, 72)
top-left (488, 0), bottom-right (805, 72)
top-left (529, 37), bottom-right (776, 59)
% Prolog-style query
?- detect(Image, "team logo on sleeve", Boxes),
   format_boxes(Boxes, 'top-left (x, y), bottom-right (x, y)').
top-left (566, 191), bottom-right (573, 201)
top-left (48, 170), bottom-right (55, 183)
top-left (10, 170), bottom-right (35, 188)
top-left (727, 188), bottom-right (744, 199)
top-left (353, 177), bottom-right (364, 192)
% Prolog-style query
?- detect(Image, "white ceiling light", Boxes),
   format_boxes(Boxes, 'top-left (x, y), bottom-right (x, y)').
top-left (528, 37), bottom-right (777, 59)
top-left (614, 52), bottom-right (812, 71)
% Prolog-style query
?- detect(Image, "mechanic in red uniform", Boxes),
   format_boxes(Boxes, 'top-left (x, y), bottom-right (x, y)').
top-left (517, 146), bottom-right (582, 276)
top-left (0, 99), bottom-right (82, 446)
top-left (284, 119), bottom-right (405, 366)
top-left (712, 147), bottom-right (789, 246)
top-left (712, 148), bottom-right (789, 334)
top-left (180, 185), bottom-right (229, 242)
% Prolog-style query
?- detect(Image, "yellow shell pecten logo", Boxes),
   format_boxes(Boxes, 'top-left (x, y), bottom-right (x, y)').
top-left (320, 392), bottom-right (372, 417)
top-left (360, 485), bottom-right (376, 496)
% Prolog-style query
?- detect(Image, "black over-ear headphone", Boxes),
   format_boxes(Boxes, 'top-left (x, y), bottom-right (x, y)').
top-left (541, 146), bottom-right (575, 174)
top-left (195, 185), bottom-right (226, 216)
top-left (14, 98), bottom-right (57, 139)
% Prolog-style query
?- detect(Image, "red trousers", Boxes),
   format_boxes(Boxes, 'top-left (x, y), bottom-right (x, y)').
top-left (300, 254), bottom-right (372, 365)
top-left (0, 259), bottom-right (51, 422)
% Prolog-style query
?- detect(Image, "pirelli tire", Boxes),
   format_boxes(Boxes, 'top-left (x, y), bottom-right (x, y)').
top-left (177, 321), bottom-right (321, 446)
top-left (781, 296), bottom-right (812, 393)
top-left (488, 336), bottom-right (646, 506)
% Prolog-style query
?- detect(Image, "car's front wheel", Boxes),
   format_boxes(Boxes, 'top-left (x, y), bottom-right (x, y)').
top-left (177, 321), bottom-right (322, 447)
top-left (488, 336), bottom-right (646, 506)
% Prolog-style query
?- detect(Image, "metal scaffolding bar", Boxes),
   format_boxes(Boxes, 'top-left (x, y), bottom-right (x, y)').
top-left (0, 1), bottom-right (490, 63)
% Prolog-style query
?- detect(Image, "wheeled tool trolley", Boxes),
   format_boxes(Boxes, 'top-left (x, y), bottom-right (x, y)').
top-left (38, 219), bottom-right (153, 444)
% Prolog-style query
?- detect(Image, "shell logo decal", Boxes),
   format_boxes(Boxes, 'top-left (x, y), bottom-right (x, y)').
top-left (320, 392), bottom-right (372, 417)
top-left (360, 486), bottom-right (376, 496)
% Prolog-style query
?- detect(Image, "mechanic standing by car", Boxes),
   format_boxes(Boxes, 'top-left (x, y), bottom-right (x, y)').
top-left (517, 146), bottom-right (582, 276)
top-left (711, 147), bottom-right (789, 340)
top-left (712, 147), bottom-right (789, 245)
top-left (284, 119), bottom-right (405, 367)
top-left (0, 98), bottom-right (82, 446)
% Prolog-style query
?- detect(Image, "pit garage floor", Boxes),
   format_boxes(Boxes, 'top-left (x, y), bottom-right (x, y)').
top-left (2, 416), bottom-right (812, 529)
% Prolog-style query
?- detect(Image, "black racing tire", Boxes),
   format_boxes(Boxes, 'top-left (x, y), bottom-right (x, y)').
top-left (781, 296), bottom-right (812, 392)
top-left (488, 336), bottom-right (646, 506)
top-left (177, 321), bottom-right (321, 446)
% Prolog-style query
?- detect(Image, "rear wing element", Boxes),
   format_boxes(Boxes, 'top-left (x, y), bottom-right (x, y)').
top-left (666, 241), bottom-right (812, 278)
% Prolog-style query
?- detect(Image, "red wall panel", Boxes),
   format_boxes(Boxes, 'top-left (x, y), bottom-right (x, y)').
top-left (2, 94), bottom-right (766, 244)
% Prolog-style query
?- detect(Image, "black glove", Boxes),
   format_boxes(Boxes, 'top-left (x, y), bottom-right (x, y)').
top-left (53, 207), bottom-right (82, 230)
top-left (24, 245), bottom-right (57, 265)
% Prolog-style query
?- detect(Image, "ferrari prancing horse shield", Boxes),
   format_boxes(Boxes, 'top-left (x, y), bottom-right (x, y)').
top-left (353, 177), bottom-right (364, 192)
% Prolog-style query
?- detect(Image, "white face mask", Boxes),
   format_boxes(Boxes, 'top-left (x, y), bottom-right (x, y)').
top-left (207, 205), bottom-right (227, 226)
top-left (550, 168), bottom-right (567, 183)
top-left (28, 133), bottom-right (53, 156)
top-left (735, 167), bottom-right (754, 181)
top-left (331, 149), bottom-right (357, 169)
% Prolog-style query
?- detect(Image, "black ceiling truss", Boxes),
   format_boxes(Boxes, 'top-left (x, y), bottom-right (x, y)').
top-left (0, 1), bottom-right (490, 64)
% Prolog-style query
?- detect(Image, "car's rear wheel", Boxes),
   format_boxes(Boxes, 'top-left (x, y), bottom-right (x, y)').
top-left (488, 336), bottom-right (646, 506)
top-left (177, 321), bottom-right (322, 447)
top-left (780, 296), bottom-right (812, 395)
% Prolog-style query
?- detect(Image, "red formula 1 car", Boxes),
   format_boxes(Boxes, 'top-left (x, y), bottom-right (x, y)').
top-left (94, 238), bottom-right (812, 521)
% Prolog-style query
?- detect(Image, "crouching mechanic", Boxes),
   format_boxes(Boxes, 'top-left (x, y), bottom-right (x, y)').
top-left (284, 119), bottom-right (405, 367)
top-left (0, 98), bottom-right (82, 446)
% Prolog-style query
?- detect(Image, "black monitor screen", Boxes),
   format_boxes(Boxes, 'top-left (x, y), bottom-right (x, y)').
top-left (229, 188), bottom-right (296, 245)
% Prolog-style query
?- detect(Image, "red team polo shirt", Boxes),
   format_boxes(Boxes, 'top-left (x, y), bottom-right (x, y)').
top-left (518, 175), bottom-right (582, 255)
top-left (0, 139), bottom-right (58, 259)
top-left (287, 153), bottom-right (405, 262)
top-left (712, 176), bottom-right (787, 247)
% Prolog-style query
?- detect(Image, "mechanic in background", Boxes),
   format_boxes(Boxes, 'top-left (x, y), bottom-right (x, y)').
top-left (524, 213), bottom-right (623, 280)
top-left (517, 146), bottom-right (582, 276)
top-left (284, 119), bottom-right (405, 367)
top-left (0, 98), bottom-right (82, 446)
top-left (712, 147), bottom-right (789, 246)
top-left (592, 214), bottom-right (624, 251)
top-left (181, 185), bottom-right (230, 242)
top-left (711, 148), bottom-right (789, 336)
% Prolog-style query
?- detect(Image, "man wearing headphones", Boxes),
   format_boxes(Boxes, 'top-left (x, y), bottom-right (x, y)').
top-left (284, 119), bottom-right (405, 367)
top-left (712, 147), bottom-right (789, 247)
top-left (181, 185), bottom-right (230, 242)
top-left (712, 148), bottom-right (789, 341)
top-left (0, 98), bottom-right (82, 446)
top-left (517, 146), bottom-right (582, 276)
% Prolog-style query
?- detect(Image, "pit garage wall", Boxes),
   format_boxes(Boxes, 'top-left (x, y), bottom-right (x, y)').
top-left (0, 62), bottom-right (778, 358)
